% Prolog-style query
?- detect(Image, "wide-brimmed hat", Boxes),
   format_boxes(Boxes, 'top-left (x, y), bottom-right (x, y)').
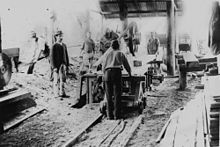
top-left (54, 30), bottom-right (63, 36)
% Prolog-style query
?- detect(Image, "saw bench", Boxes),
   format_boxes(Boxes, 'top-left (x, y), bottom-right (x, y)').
top-left (176, 52), bottom-right (217, 90)
top-left (79, 73), bottom-right (146, 114)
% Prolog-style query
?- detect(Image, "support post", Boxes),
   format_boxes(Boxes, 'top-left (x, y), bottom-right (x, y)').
top-left (179, 65), bottom-right (187, 90)
top-left (85, 10), bottom-right (90, 37)
top-left (0, 18), bottom-right (2, 53)
top-left (167, 0), bottom-right (175, 75)
top-left (118, 0), bottom-right (128, 34)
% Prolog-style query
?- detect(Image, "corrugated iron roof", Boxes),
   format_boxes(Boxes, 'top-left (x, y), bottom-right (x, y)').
top-left (99, 0), bottom-right (183, 18)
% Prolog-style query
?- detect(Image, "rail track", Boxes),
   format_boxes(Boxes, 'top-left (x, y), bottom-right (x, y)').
top-left (63, 111), bottom-right (144, 147)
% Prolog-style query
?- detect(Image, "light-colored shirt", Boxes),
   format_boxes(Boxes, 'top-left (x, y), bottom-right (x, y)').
top-left (82, 38), bottom-right (95, 54)
top-left (102, 48), bottom-right (131, 74)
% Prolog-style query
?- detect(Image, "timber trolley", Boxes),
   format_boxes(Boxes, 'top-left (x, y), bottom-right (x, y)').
top-left (79, 73), bottom-right (147, 114)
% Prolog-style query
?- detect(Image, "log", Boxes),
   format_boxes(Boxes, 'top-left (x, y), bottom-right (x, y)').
top-left (0, 90), bottom-right (31, 105)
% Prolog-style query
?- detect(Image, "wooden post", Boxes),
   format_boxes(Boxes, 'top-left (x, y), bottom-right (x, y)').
top-left (179, 65), bottom-right (187, 90)
top-left (0, 18), bottom-right (3, 90)
top-left (119, 0), bottom-right (128, 34)
top-left (167, 0), bottom-right (175, 76)
top-left (0, 18), bottom-right (2, 53)
top-left (85, 10), bottom-right (90, 37)
top-left (49, 10), bottom-right (56, 47)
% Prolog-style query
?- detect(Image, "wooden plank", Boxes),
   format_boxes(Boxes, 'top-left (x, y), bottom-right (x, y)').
top-left (97, 120), bottom-right (121, 146)
top-left (219, 113), bottom-right (220, 146)
top-left (195, 95), bottom-right (205, 147)
top-left (156, 117), bottom-right (172, 143)
top-left (186, 64), bottom-right (206, 72)
top-left (0, 88), bottom-right (17, 97)
top-left (4, 107), bottom-right (45, 132)
top-left (2, 48), bottom-right (19, 58)
top-left (173, 99), bottom-right (198, 147)
top-left (205, 76), bottom-right (220, 97)
top-left (159, 110), bottom-right (180, 147)
top-left (62, 113), bottom-right (103, 147)
top-left (210, 112), bottom-right (220, 118)
top-left (199, 57), bottom-right (217, 63)
top-left (0, 90), bottom-right (31, 105)
top-left (119, 115), bottom-right (144, 147)
top-left (156, 108), bottom-right (181, 143)
top-left (203, 79), bottom-right (212, 147)
top-left (210, 102), bottom-right (220, 109)
top-left (182, 52), bottom-right (198, 63)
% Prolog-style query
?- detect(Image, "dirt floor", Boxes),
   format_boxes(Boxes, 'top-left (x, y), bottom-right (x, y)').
top-left (0, 57), bottom-right (202, 147)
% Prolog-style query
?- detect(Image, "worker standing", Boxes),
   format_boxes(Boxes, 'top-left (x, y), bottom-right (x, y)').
top-left (80, 32), bottom-right (95, 73)
top-left (50, 30), bottom-right (69, 97)
top-left (147, 32), bottom-right (160, 55)
top-left (100, 28), bottom-right (118, 54)
top-left (102, 39), bottom-right (131, 120)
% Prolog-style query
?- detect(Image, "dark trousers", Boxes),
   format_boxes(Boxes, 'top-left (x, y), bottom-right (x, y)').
top-left (104, 69), bottom-right (122, 119)
top-left (128, 37), bottom-right (135, 57)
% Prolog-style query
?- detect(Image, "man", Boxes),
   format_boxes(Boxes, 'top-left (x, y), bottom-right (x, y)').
top-left (102, 39), bottom-right (131, 120)
top-left (147, 32), bottom-right (160, 55)
top-left (26, 31), bottom-right (46, 74)
top-left (80, 31), bottom-right (95, 73)
top-left (100, 28), bottom-right (118, 54)
top-left (208, 1), bottom-right (220, 55)
top-left (50, 30), bottom-right (69, 97)
top-left (30, 31), bottom-right (45, 62)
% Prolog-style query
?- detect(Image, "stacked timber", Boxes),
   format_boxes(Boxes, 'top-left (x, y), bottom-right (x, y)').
top-left (204, 75), bottom-right (220, 147)
top-left (0, 88), bottom-right (44, 133)
top-left (157, 93), bottom-right (206, 147)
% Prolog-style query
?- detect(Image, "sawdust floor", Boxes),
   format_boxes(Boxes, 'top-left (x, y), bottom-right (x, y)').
top-left (0, 58), bottom-right (202, 147)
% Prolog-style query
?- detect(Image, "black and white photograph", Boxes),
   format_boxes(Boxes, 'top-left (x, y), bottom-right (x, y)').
top-left (0, 0), bottom-right (219, 146)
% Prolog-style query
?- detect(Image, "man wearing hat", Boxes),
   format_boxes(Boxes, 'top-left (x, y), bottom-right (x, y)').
top-left (50, 30), bottom-right (69, 97)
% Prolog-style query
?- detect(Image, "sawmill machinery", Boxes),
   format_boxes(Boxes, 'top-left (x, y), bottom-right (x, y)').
top-left (0, 20), bottom-right (12, 90)
top-left (0, 53), bottom-right (12, 89)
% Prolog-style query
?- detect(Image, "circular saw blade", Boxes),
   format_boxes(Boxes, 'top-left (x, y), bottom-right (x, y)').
top-left (0, 53), bottom-right (12, 88)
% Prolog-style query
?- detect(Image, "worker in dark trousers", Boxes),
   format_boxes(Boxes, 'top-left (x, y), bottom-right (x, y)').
top-left (50, 30), bottom-right (69, 97)
top-left (102, 39), bottom-right (131, 120)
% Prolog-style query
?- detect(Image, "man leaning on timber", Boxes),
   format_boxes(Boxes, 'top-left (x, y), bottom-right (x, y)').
top-left (102, 39), bottom-right (131, 120)
top-left (50, 30), bottom-right (69, 97)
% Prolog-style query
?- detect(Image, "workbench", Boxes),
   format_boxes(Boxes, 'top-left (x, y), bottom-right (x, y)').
top-left (176, 52), bottom-right (217, 90)
top-left (80, 73), bottom-right (146, 107)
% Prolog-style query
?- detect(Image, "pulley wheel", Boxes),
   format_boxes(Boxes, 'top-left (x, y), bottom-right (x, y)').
top-left (0, 53), bottom-right (12, 89)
